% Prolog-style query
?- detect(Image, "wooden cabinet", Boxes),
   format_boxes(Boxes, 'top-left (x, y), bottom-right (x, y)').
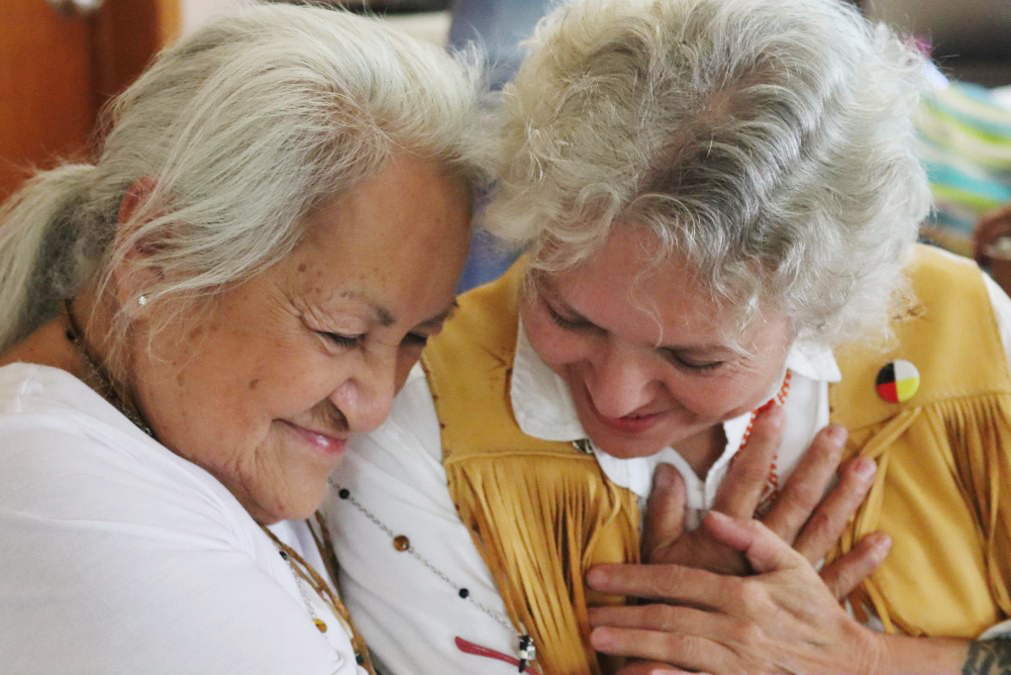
top-left (0, 0), bottom-right (179, 202)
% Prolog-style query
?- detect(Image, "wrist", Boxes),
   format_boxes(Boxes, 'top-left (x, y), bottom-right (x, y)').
top-left (869, 632), bottom-right (969, 673)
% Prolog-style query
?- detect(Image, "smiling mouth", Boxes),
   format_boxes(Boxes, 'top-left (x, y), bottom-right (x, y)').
top-left (281, 420), bottom-right (348, 458)
top-left (595, 410), bottom-right (664, 434)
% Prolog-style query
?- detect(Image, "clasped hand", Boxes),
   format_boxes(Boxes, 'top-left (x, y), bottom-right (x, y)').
top-left (586, 408), bottom-right (890, 674)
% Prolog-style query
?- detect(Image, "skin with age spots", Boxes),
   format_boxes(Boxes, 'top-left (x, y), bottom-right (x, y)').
top-left (124, 154), bottom-right (471, 525)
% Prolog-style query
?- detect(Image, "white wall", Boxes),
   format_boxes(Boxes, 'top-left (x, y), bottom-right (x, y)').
top-left (180, 0), bottom-right (247, 36)
top-left (179, 0), bottom-right (449, 44)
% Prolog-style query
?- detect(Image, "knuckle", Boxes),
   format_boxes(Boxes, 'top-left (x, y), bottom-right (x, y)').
top-left (640, 603), bottom-right (676, 630)
top-left (804, 510), bottom-right (835, 538)
top-left (736, 579), bottom-right (765, 607)
top-left (729, 617), bottom-right (766, 647)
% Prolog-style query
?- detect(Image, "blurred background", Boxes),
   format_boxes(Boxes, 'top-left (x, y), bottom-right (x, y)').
top-left (2, 0), bottom-right (1010, 288)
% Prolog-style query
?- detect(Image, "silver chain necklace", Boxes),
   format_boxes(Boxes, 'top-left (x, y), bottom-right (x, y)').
top-left (329, 479), bottom-right (538, 672)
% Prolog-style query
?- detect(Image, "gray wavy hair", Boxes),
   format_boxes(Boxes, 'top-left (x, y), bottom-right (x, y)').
top-left (0, 3), bottom-right (492, 352)
top-left (486, 0), bottom-right (932, 345)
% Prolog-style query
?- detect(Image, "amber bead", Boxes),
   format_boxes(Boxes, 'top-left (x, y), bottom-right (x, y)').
top-left (314, 618), bottom-right (328, 633)
top-left (393, 535), bottom-right (410, 552)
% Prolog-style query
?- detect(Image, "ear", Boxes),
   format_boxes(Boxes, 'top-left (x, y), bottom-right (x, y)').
top-left (111, 177), bottom-right (162, 314)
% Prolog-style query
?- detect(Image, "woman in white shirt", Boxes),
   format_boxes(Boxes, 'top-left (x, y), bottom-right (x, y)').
top-left (0, 5), bottom-right (491, 673)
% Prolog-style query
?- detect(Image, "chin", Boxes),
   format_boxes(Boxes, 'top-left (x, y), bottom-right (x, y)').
top-left (588, 433), bottom-right (667, 460)
top-left (251, 485), bottom-right (328, 525)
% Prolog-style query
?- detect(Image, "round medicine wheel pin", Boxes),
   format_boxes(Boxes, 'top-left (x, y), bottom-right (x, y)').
top-left (875, 359), bottom-right (920, 403)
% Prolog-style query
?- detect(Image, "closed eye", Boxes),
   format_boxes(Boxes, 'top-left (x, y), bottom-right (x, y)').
top-left (402, 332), bottom-right (430, 348)
top-left (544, 301), bottom-right (593, 331)
top-left (321, 332), bottom-right (363, 349)
top-left (662, 351), bottom-right (725, 373)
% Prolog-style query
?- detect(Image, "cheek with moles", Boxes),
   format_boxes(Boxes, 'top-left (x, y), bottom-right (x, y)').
top-left (125, 154), bottom-right (473, 523)
top-left (519, 233), bottom-right (793, 460)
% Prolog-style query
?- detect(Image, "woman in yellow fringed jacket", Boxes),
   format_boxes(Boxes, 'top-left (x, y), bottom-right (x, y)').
top-left (326, 0), bottom-right (1011, 672)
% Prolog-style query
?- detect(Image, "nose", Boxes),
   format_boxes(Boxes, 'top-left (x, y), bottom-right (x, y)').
top-left (585, 339), bottom-right (658, 418)
top-left (329, 350), bottom-right (398, 433)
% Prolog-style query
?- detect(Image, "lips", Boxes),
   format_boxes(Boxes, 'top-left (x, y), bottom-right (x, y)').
top-left (282, 420), bottom-right (348, 458)
top-left (594, 410), bottom-right (664, 435)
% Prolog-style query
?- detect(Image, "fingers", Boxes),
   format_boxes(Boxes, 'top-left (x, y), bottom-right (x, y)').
top-left (589, 602), bottom-right (720, 633)
top-left (762, 425), bottom-right (847, 549)
top-left (586, 562), bottom-right (737, 610)
top-left (590, 625), bottom-right (733, 674)
top-left (790, 454), bottom-right (876, 563)
top-left (702, 510), bottom-right (806, 575)
top-left (819, 531), bottom-right (891, 599)
top-left (712, 405), bottom-right (784, 518)
top-left (641, 464), bottom-right (687, 562)
top-left (614, 661), bottom-right (700, 675)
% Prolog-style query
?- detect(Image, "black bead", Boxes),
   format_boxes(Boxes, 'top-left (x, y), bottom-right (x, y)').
top-left (458, 588), bottom-right (470, 599)
top-left (356, 654), bottom-right (365, 665)
top-left (279, 551), bottom-right (288, 560)
top-left (339, 489), bottom-right (350, 499)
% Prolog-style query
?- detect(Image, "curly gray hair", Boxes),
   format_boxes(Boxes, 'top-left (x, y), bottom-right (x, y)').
top-left (486, 0), bottom-right (931, 345)
top-left (0, 3), bottom-right (492, 352)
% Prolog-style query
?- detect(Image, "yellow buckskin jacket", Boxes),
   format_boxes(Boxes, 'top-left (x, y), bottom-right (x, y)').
top-left (420, 244), bottom-right (1011, 674)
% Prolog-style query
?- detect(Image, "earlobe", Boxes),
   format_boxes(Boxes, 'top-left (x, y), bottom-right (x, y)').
top-left (112, 178), bottom-right (162, 314)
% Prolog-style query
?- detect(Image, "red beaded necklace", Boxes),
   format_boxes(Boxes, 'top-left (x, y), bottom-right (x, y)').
top-left (734, 370), bottom-right (792, 516)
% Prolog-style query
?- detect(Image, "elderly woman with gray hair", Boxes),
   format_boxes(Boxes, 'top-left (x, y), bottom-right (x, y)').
top-left (0, 5), bottom-right (492, 673)
top-left (327, 0), bottom-right (1011, 672)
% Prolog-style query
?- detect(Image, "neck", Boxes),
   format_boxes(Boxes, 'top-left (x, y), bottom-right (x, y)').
top-left (676, 424), bottom-right (727, 479)
top-left (0, 315), bottom-right (81, 372)
top-left (63, 292), bottom-right (153, 438)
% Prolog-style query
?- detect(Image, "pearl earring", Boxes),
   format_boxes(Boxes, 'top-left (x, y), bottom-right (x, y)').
top-left (137, 294), bottom-right (148, 307)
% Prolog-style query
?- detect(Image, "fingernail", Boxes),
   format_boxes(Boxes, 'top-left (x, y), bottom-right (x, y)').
top-left (589, 627), bottom-right (613, 650)
top-left (765, 404), bottom-right (785, 428)
top-left (585, 567), bottom-right (607, 587)
top-left (706, 509), bottom-right (731, 525)
top-left (874, 532), bottom-right (893, 557)
top-left (853, 457), bottom-right (877, 480)
top-left (652, 463), bottom-right (676, 490)
top-left (826, 425), bottom-right (848, 445)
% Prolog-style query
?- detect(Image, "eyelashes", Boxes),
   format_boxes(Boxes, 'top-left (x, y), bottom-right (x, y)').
top-left (543, 299), bottom-right (592, 331)
top-left (321, 332), bottom-right (363, 349)
top-left (320, 331), bottom-right (430, 350)
top-left (542, 298), bottom-right (726, 374)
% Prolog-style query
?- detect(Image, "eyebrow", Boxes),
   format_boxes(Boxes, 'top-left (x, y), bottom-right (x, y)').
top-left (340, 290), bottom-right (395, 327)
top-left (340, 292), bottom-right (457, 330)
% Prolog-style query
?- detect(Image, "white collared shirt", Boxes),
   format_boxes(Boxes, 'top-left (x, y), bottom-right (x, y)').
top-left (324, 257), bottom-right (1011, 674)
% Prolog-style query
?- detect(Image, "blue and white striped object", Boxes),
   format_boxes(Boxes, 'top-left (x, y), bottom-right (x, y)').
top-left (915, 81), bottom-right (1011, 257)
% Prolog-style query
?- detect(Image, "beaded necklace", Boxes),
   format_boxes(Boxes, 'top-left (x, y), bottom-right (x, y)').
top-left (331, 479), bottom-right (540, 674)
top-left (261, 520), bottom-right (375, 673)
top-left (63, 298), bottom-right (153, 437)
top-left (62, 299), bottom-right (373, 672)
